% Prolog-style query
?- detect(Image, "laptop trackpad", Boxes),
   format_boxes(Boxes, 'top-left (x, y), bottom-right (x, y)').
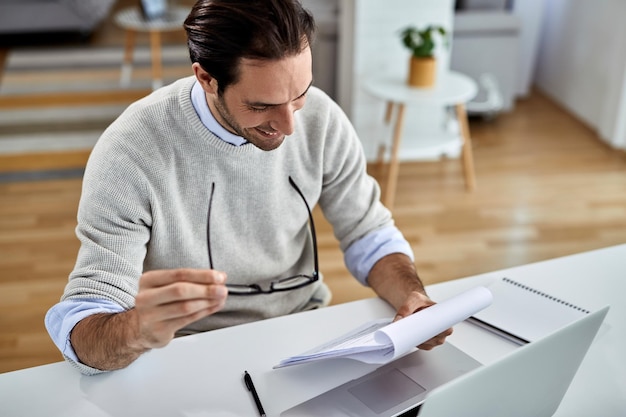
top-left (348, 369), bottom-right (426, 414)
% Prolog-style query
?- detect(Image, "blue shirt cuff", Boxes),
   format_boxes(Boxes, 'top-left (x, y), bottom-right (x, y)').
top-left (45, 299), bottom-right (124, 365)
top-left (345, 225), bottom-right (414, 285)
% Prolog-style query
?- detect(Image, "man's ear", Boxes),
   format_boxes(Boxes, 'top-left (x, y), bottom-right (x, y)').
top-left (192, 62), bottom-right (219, 95)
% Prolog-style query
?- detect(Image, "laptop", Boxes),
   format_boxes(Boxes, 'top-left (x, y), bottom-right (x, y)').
top-left (281, 306), bottom-right (609, 417)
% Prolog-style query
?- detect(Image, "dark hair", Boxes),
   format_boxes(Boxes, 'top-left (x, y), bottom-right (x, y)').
top-left (184, 0), bottom-right (316, 94)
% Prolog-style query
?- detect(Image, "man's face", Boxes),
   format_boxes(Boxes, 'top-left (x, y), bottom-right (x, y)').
top-left (208, 47), bottom-right (313, 151)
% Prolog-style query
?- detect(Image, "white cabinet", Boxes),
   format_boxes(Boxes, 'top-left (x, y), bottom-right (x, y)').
top-left (451, 10), bottom-right (521, 113)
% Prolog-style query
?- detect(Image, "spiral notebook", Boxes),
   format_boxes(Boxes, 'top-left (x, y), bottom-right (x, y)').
top-left (467, 277), bottom-right (590, 345)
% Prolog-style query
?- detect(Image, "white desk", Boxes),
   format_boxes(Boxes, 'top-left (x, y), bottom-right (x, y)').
top-left (364, 72), bottom-right (478, 210)
top-left (1, 244), bottom-right (625, 416)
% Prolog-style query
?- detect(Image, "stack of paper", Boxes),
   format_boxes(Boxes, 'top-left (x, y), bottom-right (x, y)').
top-left (274, 286), bottom-right (493, 368)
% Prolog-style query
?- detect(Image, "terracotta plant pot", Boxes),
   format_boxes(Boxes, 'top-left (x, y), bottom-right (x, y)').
top-left (407, 56), bottom-right (436, 88)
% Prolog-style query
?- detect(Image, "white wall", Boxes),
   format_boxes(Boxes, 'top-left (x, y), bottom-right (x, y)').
top-left (301, 0), bottom-right (340, 100)
top-left (535, 0), bottom-right (626, 150)
top-left (511, 0), bottom-right (545, 97)
top-left (338, 0), bottom-right (456, 161)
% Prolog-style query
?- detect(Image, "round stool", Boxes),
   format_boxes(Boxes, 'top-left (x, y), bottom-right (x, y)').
top-left (114, 6), bottom-right (189, 90)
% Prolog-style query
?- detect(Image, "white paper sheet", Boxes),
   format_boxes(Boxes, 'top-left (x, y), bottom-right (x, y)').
top-left (274, 286), bottom-right (493, 368)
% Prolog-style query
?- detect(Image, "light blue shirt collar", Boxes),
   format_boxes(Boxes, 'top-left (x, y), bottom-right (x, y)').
top-left (190, 80), bottom-right (248, 146)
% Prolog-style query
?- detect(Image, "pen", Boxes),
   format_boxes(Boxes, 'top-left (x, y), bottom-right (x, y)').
top-left (244, 370), bottom-right (267, 417)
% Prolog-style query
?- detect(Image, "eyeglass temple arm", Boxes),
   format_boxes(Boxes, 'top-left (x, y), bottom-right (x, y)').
top-left (288, 176), bottom-right (319, 276)
top-left (207, 182), bottom-right (215, 270)
top-left (209, 179), bottom-right (319, 276)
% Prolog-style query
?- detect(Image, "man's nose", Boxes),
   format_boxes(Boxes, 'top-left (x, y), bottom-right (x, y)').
top-left (272, 104), bottom-right (297, 136)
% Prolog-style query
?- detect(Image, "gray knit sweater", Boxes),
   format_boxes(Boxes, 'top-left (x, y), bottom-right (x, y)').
top-left (62, 76), bottom-right (393, 332)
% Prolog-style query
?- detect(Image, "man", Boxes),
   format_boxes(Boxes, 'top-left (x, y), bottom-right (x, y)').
top-left (45, 0), bottom-right (451, 375)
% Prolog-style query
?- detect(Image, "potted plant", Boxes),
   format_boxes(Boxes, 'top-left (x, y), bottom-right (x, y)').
top-left (400, 25), bottom-right (448, 88)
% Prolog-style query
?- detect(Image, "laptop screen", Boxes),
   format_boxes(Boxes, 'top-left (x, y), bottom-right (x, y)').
top-left (417, 307), bottom-right (608, 417)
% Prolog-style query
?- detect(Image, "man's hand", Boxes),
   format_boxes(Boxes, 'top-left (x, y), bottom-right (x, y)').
top-left (133, 269), bottom-right (228, 349)
top-left (367, 253), bottom-right (453, 351)
top-left (392, 290), bottom-right (453, 351)
top-left (71, 268), bottom-right (228, 371)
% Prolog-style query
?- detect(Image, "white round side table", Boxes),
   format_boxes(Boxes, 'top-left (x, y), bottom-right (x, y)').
top-left (364, 71), bottom-right (478, 209)
top-left (114, 6), bottom-right (189, 90)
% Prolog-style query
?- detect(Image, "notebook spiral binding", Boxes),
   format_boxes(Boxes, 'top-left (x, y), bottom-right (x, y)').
top-left (502, 277), bottom-right (590, 314)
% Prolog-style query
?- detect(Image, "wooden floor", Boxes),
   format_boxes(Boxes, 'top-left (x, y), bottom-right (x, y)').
top-left (2, 88), bottom-right (626, 374)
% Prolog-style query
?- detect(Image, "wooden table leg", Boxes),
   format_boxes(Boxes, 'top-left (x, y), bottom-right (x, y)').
top-left (383, 103), bottom-right (406, 210)
top-left (120, 29), bottom-right (136, 87)
top-left (375, 102), bottom-right (397, 184)
top-left (0, 48), bottom-right (8, 88)
top-left (149, 30), bottom-right (163, 90)
top-left (384, 101), bottom-right (394, 124)
top-left (375, 143), bottom-right (387, 182)
top-left (455, 103), bottom-right (477, 191)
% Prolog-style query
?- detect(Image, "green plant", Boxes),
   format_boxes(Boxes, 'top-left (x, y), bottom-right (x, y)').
top-left (400, 25), bottom-right (448, 58)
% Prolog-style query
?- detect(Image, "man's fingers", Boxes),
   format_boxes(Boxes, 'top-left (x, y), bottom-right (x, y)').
top-left (137, 305), bottom-right (222, 349)
top-left (392, 290), bottom-right (454, 351)
top-left (418, 328), bottom-right (453, 350)
top-left (393, 292), bottom-right (435, 322)
top-left (139, 268), bottom-right (226, 290)
top-left (133, 284), bottom-right (228, 349)
top-left (131, 269), bottom-right (230, 350)
top-left (140, 297), bottom-right (226, 322)
top-left (136, 280), bottom-right (228, 307)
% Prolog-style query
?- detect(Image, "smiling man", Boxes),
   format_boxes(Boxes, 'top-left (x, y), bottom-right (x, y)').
top-left (195, 54), bottom-right (313, 151)
top-left (192, 56), bottom-right (312, 151)
top-left (45, 0), bottom-right (451, 375)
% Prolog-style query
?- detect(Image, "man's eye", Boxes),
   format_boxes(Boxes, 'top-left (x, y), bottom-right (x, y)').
top-left (249, 106), bottom-right (268, 113)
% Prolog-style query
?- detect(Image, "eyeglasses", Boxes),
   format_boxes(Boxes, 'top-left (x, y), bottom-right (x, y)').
top-left (207, 176), bottom-right (319, 295)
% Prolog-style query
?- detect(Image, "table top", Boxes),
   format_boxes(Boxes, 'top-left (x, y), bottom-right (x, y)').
top-left (364, 71), bottom-right (478, 105)
top-left (114, 6), bottom-right (189, 32)
top-left (1, 244), bottom-right (624, 416)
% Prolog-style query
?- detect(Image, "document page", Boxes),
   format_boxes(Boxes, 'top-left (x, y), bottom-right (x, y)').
top-left (274, 286), bottom-right (493, 368)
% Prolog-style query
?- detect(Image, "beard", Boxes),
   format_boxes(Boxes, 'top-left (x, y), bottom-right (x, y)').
top-left (212, 95), bottom-right (286, 152)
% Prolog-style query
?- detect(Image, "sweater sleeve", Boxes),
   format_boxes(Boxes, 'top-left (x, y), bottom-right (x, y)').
top-left (311, 91), bottom-right (402, 257)
top-left (61, 111), bottom-right (156, 308)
